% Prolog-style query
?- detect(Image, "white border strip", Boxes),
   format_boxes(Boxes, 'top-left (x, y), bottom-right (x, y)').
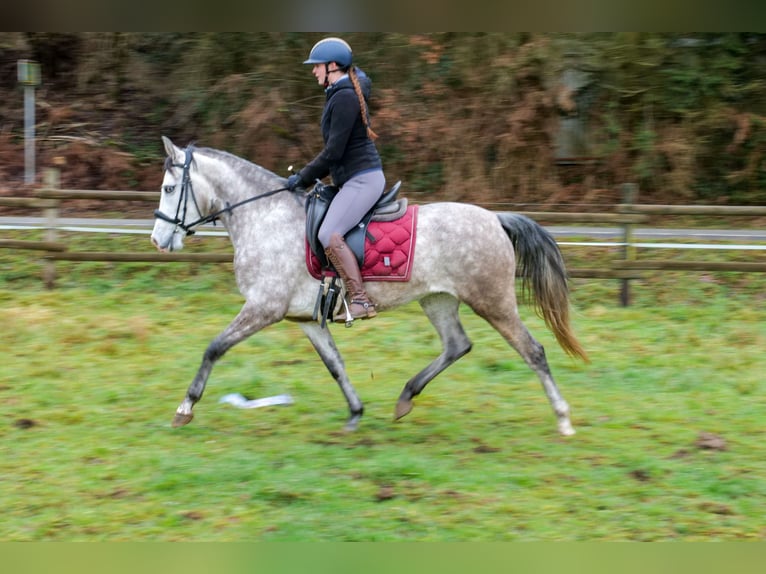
top-left (558, 241), bottom-right (766, 251)
top-left (2, 222), bottom-right (764, 249)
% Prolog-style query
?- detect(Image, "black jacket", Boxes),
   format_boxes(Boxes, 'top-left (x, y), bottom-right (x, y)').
top-left (298, 68), bottom-right (382, 188)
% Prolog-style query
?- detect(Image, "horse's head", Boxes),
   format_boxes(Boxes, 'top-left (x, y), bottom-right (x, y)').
top-left (151, 136), bottom-right (209, 252)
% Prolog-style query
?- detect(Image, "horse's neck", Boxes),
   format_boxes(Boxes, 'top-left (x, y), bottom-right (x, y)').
top-left (196, 153), bottom-right (304, 247)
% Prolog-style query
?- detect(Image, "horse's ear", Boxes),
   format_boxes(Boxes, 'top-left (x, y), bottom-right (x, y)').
top-left (161, 136), bottom-right (180, 160)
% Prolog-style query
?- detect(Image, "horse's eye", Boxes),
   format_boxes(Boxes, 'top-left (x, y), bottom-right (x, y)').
top-left (164, 185), bottom-right (176, 194)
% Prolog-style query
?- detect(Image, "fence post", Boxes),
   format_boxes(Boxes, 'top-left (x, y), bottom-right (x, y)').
top-left (42, 168), bottom-right (60, 289)
top-left (619, 183), bottom-right (638, 306)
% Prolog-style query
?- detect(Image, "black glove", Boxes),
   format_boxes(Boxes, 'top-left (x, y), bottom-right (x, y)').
top-left (286, 173), bottom-right (304, 191)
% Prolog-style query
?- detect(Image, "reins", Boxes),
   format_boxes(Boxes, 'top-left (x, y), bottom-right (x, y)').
top-left (176, 186), bottom-right (290, 236)
top-left (153, 147), bottom-right (289, 236)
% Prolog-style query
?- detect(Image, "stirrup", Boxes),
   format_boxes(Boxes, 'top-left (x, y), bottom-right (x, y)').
top-left (335, 299), bottom-right (376, 327)
top-left (338, 298), bottom-right (354, 327)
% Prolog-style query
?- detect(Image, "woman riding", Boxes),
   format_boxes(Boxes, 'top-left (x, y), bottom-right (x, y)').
top-left (286, 37), bottom-right (385, 321)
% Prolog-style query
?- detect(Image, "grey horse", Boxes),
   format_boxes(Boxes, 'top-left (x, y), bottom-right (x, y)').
top-left (151, 137), bottom-right (588, 436)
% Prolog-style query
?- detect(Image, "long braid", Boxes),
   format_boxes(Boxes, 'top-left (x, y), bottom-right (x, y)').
top-left (348, 67), bottom-right (378, 141)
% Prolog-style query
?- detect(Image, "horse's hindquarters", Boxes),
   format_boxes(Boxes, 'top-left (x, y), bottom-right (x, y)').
top-left (402, 203), bottom-right (517, 301)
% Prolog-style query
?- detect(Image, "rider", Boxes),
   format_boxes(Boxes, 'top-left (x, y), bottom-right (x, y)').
top-left (286, 37), bottom-right (385, 321)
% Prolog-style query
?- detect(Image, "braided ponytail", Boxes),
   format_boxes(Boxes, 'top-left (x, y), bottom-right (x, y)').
top-left (348, 67), bottom-right (378, 141)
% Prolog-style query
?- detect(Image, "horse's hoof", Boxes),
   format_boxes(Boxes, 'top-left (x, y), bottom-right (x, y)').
top-left (558, 419), bottom-right (576, 436)
top-left (394, 399), bottom-right (412, 420)
top-left (172, 412), bottom-right (194, 427)
top-left (343, 415), bottom-right (361, 432)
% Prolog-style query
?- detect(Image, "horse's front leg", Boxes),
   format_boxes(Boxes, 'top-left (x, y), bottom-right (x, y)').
top-left (172, 302), bottom-right (277, 427)
top-left (299, 321), bottom-right (364, 431)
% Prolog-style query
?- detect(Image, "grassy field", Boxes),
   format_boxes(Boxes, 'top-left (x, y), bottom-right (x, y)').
top-left (0, 231), bottom-right (765, 541)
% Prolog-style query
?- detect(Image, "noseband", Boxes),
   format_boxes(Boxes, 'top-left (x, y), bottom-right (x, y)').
top-left (154, 146), bottom-right (290, 236)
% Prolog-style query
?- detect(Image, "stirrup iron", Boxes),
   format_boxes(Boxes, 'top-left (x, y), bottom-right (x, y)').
top-left (341, 298), bottom-right (354, 327)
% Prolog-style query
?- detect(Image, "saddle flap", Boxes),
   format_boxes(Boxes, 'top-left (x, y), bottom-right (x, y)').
top-left (304, 183), bottom-right (339, 269)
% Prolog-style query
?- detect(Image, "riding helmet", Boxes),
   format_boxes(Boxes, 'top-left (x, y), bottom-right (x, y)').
top-left (303, 37), bottom-right (353, 67)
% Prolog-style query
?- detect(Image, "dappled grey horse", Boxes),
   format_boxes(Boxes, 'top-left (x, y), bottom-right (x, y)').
top-left (151, 136), bottom-right (588, 436)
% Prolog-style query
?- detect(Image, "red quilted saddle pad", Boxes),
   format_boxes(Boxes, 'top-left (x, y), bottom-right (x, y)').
top-left (306, 204), bottom-right (418, 282)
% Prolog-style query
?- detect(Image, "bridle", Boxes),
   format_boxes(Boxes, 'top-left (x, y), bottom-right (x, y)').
top-left (153, 147), bottom-right (289, 236)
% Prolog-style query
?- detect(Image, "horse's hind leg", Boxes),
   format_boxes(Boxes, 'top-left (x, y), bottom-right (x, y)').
top-left (300, 321), bottom-right (364, 431)
top-left (478, 307), bottom-right (575, 436)
top-left (395, 293), bottom-right (472, 420)
top-left (173, 302), bottom-right (277, 427)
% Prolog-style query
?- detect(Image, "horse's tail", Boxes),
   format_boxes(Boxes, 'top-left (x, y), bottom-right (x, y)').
top-left (497, 212), bottom-right (589, 362)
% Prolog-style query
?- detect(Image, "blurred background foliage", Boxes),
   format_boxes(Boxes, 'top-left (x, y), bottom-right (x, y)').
top-left (1, 32), bottom-right (766, 206)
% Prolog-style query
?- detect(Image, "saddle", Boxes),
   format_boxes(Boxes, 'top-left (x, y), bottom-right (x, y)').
top-left (304, 180), bottom-right (410, 327)
top-left (305, 180), bottom-right (405, 270)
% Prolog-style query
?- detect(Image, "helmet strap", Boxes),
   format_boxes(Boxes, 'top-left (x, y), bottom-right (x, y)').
top-left (323, 62), bottom-right (349, 88)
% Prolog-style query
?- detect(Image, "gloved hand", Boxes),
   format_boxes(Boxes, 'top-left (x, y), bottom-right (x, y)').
top-left (286, 173), bottom-right (304, 191)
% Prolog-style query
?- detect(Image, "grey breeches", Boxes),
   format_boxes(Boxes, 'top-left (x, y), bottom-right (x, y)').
top-left (318, 169), bottom-right (386, 248)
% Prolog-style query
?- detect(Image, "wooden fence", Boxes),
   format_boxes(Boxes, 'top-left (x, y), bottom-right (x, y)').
top-left (1, 173), bottom-right (764, 305)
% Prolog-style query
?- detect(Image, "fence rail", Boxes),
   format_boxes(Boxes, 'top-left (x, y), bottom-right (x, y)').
top-left (34, 189), bottom-right (159, 202)
top-left (617, 204), bottom-right (766, 216)
top-left (1, 173), bottom-right (764, 304)
top-left (43, 251), bottom-right (232, 263)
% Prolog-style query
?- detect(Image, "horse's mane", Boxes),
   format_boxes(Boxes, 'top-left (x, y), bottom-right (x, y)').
top-left (165, 143), bottom-right (281, 180)
top-left (193, 145), bottom-right (282, 183)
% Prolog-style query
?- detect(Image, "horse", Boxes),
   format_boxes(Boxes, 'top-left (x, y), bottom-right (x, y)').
top-left (151, 136), bottom-right (588, 436)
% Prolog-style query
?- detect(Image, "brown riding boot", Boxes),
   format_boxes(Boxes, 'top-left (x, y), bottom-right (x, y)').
top-left (324, 233), bottom-right (377, 321)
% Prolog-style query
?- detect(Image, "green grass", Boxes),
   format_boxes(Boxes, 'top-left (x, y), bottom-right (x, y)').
top-left (0, 232), bottom-right (765, 540)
